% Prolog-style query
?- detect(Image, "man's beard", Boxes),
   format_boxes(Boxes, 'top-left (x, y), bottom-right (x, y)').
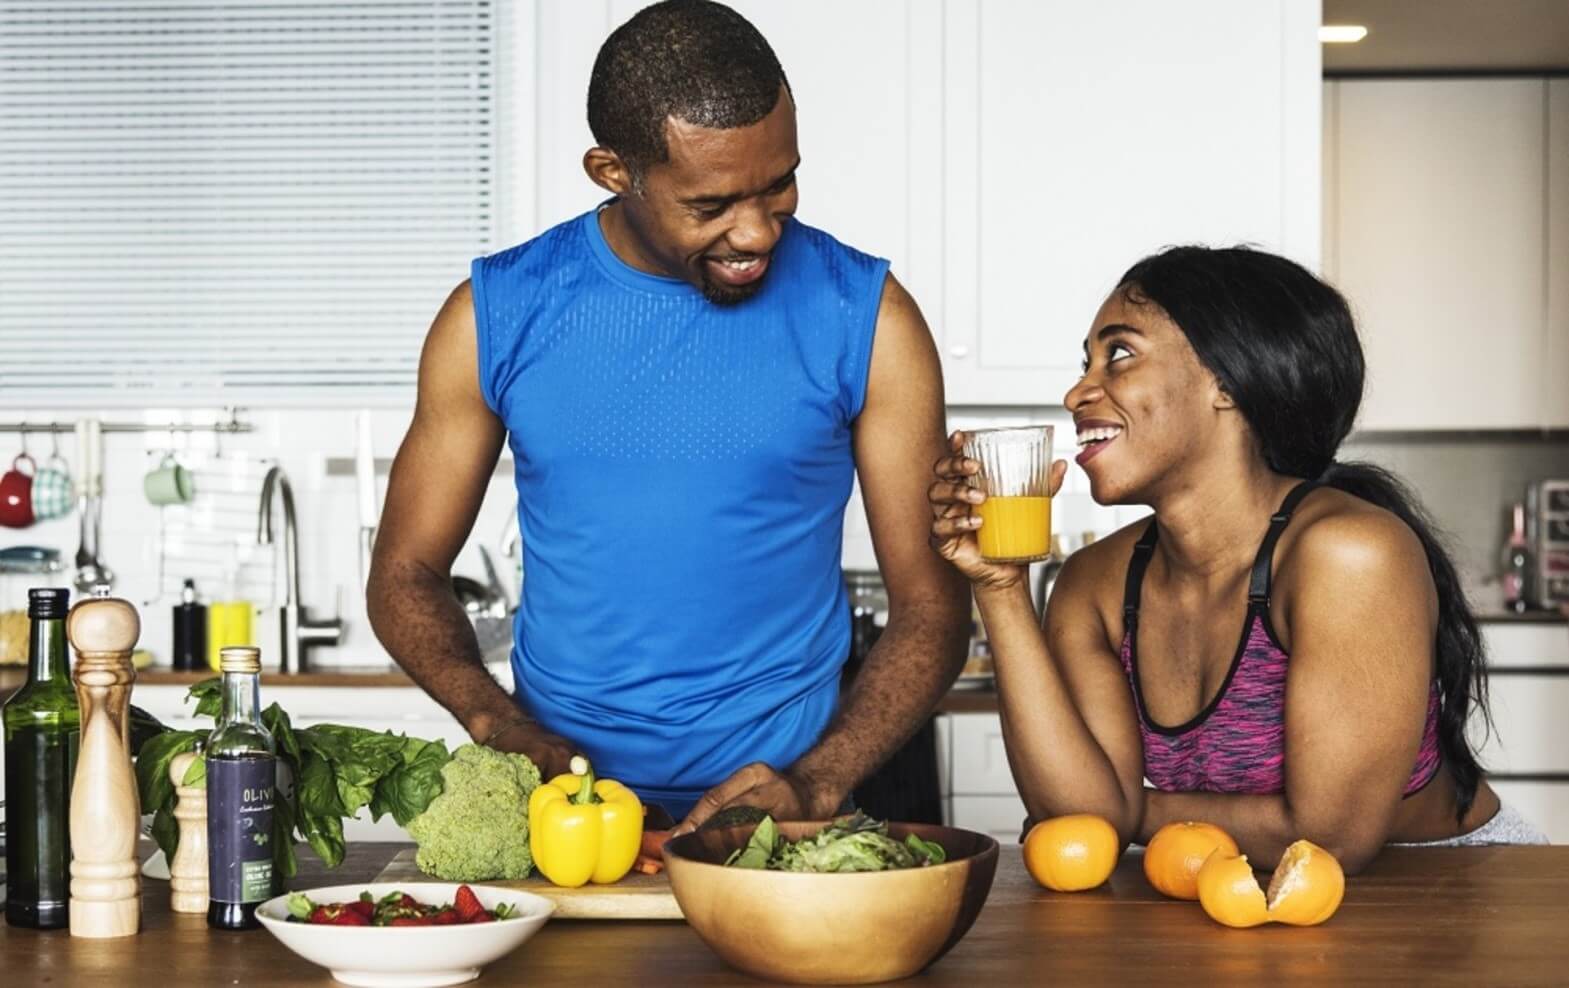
top-left (700, 269), bottom-right (768, 306)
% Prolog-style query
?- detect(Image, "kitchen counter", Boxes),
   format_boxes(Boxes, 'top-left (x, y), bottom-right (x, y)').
top-left (0, 665), bottom-right (413, 705)
top-left (3, 842), bottom-right (1567, 985)
top-left (1474, 608), bottom-right (1569, 624)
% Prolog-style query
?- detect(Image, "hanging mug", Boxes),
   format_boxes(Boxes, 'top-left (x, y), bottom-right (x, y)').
top-left (0, 454), bottom-right (36, 528)
top-left (144, 453), bottom-right (196, 507)
top-left (31, 452), bottom-right (74, 522)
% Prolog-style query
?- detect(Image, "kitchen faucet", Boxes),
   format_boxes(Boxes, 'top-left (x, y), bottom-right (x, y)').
top-left (258, 465), bottom-right (343, 672)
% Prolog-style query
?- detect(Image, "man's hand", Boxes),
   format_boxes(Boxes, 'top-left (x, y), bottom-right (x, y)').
top-left (482, 719), bottom-right (579, 781)
top-left (674, 762), bottom-right (842, 835)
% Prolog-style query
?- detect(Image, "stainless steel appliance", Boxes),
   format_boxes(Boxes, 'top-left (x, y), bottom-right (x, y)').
top-left (1527, 480), bottom-right (1569, 608)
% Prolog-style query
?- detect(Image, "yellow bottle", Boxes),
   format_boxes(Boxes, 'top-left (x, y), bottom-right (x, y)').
top-left (206, 601), bottom-right (254, 671)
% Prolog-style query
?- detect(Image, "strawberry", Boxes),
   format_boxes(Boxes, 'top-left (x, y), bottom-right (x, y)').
top-left (453, 884), bottom-right (485, 923)
top-left (389, 915), bottom-right (434, 926)
top-left (431, 908), bottom-right (461, 925)
top-left (310, 905), bottom-right (369, 926)
top-left (465, 911), bottom-right (494, 924)
top-left (347, 899), bottom-right (375, 920)
top-left (398, 894), bottom-right (418, 909)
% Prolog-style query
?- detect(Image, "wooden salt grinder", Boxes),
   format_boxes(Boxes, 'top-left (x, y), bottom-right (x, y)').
top-left (66, 594), bottom-right (142, 938)
top-left (168, 751), bottom-right (209, 913)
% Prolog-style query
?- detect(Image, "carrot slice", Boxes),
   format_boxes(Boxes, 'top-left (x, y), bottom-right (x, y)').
top-left (641, 830), bottom-right (672, 859)
top-left (633, 855), bottom-right (664, 875)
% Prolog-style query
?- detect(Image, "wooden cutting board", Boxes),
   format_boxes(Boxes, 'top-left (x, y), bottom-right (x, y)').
top-left (372, 848), bottom-right (683, 920)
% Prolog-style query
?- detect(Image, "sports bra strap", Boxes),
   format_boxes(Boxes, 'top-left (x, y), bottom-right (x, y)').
top-left (1121, 480), bottom-right (1319, 627)
top-left (1122, 519), bottom-right (1159, 628)
top-left (1246, 480), bottom-right (1319, 606)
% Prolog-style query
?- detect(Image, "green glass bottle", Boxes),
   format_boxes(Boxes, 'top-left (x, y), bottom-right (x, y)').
top-left (3, 587), bottom-right (78, 929)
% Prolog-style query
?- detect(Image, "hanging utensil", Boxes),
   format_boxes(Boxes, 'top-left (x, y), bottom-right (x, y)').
top-left (72, 418), bottom-right (113, 594)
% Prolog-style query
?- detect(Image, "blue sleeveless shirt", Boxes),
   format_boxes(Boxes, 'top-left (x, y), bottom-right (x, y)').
top-left (471, 207), bottom-right (888, 816)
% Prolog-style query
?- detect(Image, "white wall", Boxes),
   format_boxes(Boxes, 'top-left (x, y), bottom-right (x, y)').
top-left (5, 405), bottom-right (520, 668)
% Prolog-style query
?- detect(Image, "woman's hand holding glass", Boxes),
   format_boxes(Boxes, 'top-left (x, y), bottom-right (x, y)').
top-left (929, 429), bottom-right (1067, 592)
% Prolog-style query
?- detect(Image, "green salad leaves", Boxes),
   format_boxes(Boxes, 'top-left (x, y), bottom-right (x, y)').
top-left (725, 812), bottom-right (947, 872)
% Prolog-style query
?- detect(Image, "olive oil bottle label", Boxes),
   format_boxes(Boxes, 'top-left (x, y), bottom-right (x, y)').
top-left (207, 756), bottom-right (276, 903)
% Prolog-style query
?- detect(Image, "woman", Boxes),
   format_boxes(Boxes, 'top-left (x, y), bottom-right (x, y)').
top-left (930, 246), bottom-right (1547, 872)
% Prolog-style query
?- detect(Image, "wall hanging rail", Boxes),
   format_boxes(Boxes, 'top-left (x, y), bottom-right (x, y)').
top-left (0, 410), bottom-right (252, 435)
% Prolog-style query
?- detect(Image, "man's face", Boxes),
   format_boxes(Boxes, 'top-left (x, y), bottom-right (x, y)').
top-left (621, 87), bottom-right (800, 305)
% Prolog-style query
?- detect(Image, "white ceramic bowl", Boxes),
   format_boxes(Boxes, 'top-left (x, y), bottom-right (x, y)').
top-left (256, 881), bottom-right (554, 988)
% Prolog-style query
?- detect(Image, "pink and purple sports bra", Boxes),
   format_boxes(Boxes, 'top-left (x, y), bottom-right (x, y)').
top-left (1119, 481), bottom-right (1443, 796)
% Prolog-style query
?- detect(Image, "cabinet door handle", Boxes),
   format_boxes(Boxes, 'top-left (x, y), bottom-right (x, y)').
top-left (949, 345), bottom-right (970, 359)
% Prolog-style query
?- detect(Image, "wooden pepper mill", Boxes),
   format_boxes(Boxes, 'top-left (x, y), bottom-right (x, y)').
top-left (66, 593), bottom-right (142, 938)
top-left (168, 750), bottom-right (209, 913)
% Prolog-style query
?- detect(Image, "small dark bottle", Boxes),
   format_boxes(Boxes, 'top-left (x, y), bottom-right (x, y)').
top-left (1501, 502), bottom-right (1535, 613)
top-left (171, 578), bottom-right (208, 671)
top-left (205, 646), bottom-right (277, 931)
top-left (2, 587), bottom-right (78, 929)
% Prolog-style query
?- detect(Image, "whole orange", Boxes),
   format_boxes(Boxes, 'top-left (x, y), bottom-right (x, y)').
top-left (1022, 813), bottom-right (1120, 892)
top-left (1143, 821), bottom-right (1240, 900)
top-left (1196, 839), bottom-right (1346, 929)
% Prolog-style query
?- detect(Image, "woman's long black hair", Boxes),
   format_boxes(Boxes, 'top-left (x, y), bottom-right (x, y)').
top-left (1117, 245), bottom-right (1489, 823)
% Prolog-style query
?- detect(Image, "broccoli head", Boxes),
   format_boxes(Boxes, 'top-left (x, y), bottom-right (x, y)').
top-left (406, 742), bottom-right (542, 880)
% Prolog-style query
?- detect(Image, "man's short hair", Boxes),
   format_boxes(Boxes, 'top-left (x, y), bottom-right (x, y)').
top-left (587, 0), bottom-right (790, 187)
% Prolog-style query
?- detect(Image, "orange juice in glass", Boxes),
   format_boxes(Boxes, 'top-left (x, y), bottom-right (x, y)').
top-left (963, 425), bottom-right (1053, 563)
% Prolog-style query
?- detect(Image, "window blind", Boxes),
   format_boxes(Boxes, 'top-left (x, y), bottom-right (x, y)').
top-left (0, 0), bottom-right (497, 404)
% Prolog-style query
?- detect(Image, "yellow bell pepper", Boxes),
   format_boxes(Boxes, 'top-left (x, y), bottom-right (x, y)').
top-left (528, 755), bottom-right (643, 887)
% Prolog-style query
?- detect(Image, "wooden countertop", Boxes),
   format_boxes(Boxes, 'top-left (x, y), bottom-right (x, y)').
top-left (0, 666), bottom-right (413, 704)
top-left (5, 842), bottom-right (1567, 985)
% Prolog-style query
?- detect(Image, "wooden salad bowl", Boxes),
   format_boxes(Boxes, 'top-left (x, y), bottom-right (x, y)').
top-left (663, 820), bottom-right (999, 985)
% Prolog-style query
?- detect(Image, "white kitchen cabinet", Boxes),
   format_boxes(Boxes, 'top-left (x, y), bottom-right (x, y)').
top-left (1326, 78), bottom-right (1549, 430)
top-left (939, 0), bottom-right (1321, 405)
top-left (531, 1), bottom-right (943, 311)
top-left (950, 796), bottom-right (1029, 844)
top-left (1548, 80), bottom-right (1569, 428)
top-left (939, 712), bottom-right (1029, 841)
top-left (1482, 623), bottom-right (1569, 672)
top-left (1473, 673), bottom-right (1569, 776)
top-left (947, 710), bottom-right (1018, 796)
top-left (1474, 624), bottom-right (1569, 844)
top-left (526, 2), bottom-right (1318, 407)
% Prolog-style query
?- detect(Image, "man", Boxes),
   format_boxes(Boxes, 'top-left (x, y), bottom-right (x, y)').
top-left (368, 0), bottom-right (968, 829)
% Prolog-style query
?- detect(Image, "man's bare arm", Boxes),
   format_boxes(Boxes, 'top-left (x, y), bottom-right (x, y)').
top-left (789, 273), bottom-right (972, 808)
top-left (366, 281), bottom-right (575, 776)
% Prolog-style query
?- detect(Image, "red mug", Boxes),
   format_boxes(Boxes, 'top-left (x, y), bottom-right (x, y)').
top-left (0, 454), bottom-right (36, 528)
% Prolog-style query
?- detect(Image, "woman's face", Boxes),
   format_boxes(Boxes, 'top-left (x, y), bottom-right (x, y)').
top-left (1062, 288), bottom-right (1232, 505)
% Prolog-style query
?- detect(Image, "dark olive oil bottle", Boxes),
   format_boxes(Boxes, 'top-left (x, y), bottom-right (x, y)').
top-left (3, 588), bottom-right (78, 929)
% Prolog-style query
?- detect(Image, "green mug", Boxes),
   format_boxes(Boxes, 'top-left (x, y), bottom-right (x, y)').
top-left (144, 454), bottom-right (195, 506)
top-left (30, 454), bottom-right (73, 522)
